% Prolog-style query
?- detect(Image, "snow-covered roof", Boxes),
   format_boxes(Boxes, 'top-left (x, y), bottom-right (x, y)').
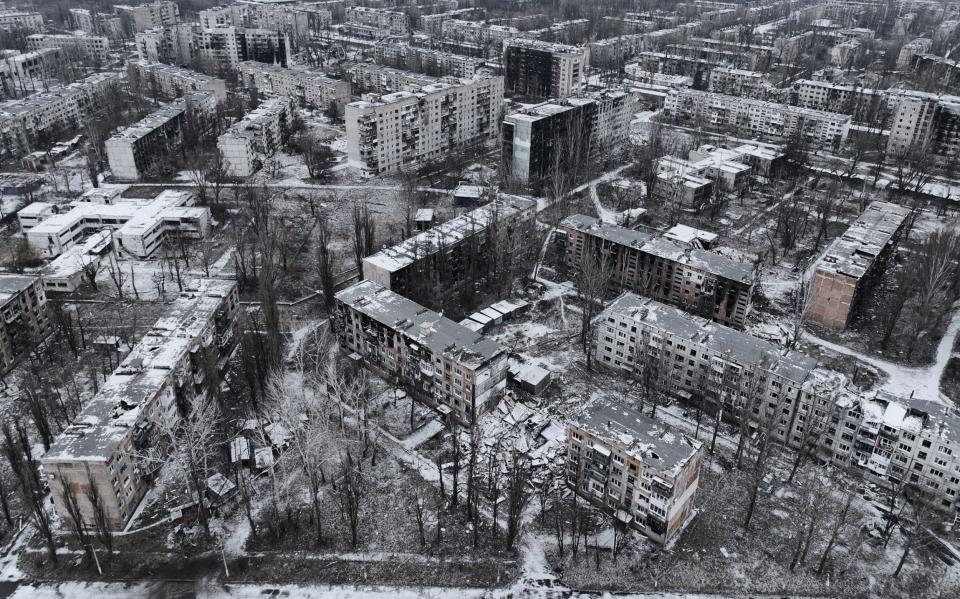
top-left (335, 280), bottom-right (504, 369)
top-left (562, 215), bottom-right (755, 284)
top-left (814, 201), bottom-right (911, 280)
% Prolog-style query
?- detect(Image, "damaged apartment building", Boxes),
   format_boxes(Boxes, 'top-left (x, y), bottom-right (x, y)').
top-left (42, 279), bottom-right (240, 530)
top-left (0, 274), bottom-right (49, 374)
top-left (361, 194), bottom-right (537, 314)
top-left (560, 215), bottom-right (757, 328)
top-left (218, 96), bottom-right (293, 177)
top-left (502, 90), bottom-right (634, 188)
top-left (333, 280), bottom-right (508, 425)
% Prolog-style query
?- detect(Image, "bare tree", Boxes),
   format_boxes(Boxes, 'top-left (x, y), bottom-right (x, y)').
top-left (352, 202), bottom-right (376, 276)
top-left (504, 450), bottom-right (531, 551)
top-left (575, 248), bottom-right (613, 370)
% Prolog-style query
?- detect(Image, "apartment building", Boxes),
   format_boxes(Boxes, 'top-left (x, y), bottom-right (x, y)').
top-left (362, 194), bottom-right (537, 305)
top-left (345, 6), bottom-right (408, 35)
top-left (0, 72), bottom-right (119, 158)
top-left (594, 293), bottom-right (818, 427)
top-left (345, 75), bottom-right (503, 176)
top-left (345, 62), bottom-right (438, 94)
top-left (115, 1), bottom-right (180, 33)
top-left (805, 201), bottom-right (912, 331)
top-left (373, 42), bottom-right (483, 78)
top-left (0, 274), bottom-right (49, 374)
top-left (502, 91), bottom-right (634, 186)
top-left (664, 88), bottom-right (851, 147)
top-left (69, 8), bottom-right (94, 33)
top-left (897, 38), bottom-right (932, 69)
top-left (817, 390), bottom-right (960, 515)
top-left (441, 19), bottom-right (518, 48)
top-left (524, 19), bottom-right (590, 45)
top-left (26, 34), bottom-right (111, 64)
top-left (588, 34), bottom-right (648, 70)
top-left (42, 278), bottom-right (240, 530)
top-left (106, 92), bottom-right (217, 181)
top-left (503, 38), bottom-right (586, 99)
top-left (218, 96), bottom-right (293, 177)
top-left (420, 8), bottom-right (484, 36)
top-left (708, 67), bottom-right (781, 101)
top-left (562, 215), bottom-right (757, 328)
top-left (127, 61), bottom-right (227, 104)
top-left (624, 65), bottom-right (692, 89)
top-left (887, 93), bottom-right (960, 163)
top-left (566, 401), bottom-right (702, 544)
top-left (334, 280), bottom-right (508, 425)
top-left (789, 79), bottom-right (887, 124)
top-left (667, 38), bottom-right (773, 71)
top-left (23, 189), bottom-right (209, 259)
top-left (199, 3), bottom-right (309, 38)
top-left (829, 39), bottom-right (863, 68)
top-left (195, 27), bottom-right (290, 76)
top-left (0, 10), bottom-right (43, 33)
top-left (0, 48), bottom-right (63, 100)
top-left (239, 61), bottom-right (350, 112)
top-left (135, 24), bottom-right (197, 66)
top-left (634, 52), bottom-right (729, 87)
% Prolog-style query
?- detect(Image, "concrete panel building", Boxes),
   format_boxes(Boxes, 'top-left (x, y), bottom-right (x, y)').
top-left (239, 61), bottom-right (351, 112)
top-left (135, 24), bottom-right (197, 66)
top-left (503, 38), bottom-right (586, 99)
top-left (805, 201), bottom-right (912, 331)
top-left (26, 34), bottom-right (110, 64)
top-left (42, 278), bottom-right (240, 530)
top-left (218, 96), bottom-right (293, 177)
top-left (362, 194), bottom-right (537, 307)
top-left (562, 215), bottom-right (757, 328)
top-left (334, 280), bottom-right (508, 425)
top-left (502, 91), bottom-right (634, 187)
top-left (566, 401), bottom-right (702, 544)
top-left (887, 94), bottom-right (960, 164)
top-left (127, 61), bottom-right (227, 104)
top-left (0, 72), bottom-right (119, 159)
top-left (0, 10), bottom-right (43, 33)
top-left (345, 75), bottom-right (503, 176)
top-left (106, 91), bottom-right (216, 181)
top-left (345, 6), bottom-right (408, 35)
top-left (0, 274), bottom-right (49, 374)
top-left (664, 88), bottom-right (851, 148)
top-left (0, 48), bottom-right (63, 100)
top-left (115, 1), bottom-right (180, 33)
top-left (373, 42), bottom-right (483, 78)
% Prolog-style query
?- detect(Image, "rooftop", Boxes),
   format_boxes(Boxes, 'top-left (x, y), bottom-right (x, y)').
top-left (562, 215), bottom-right (755, 284)
top-left (336, 280), bottom-right (503, 369)
top-left (42, 278), bottom-right (236, 462)
top-left (604, 293), bottom-right (818, 385)
top-left (815, 201), bottom-right (912, 280)
top-left (577, 399), bottom-right (701, 477)
top-left (0, 273), bottom-right (38, 304)
top-left (363, 194), bottom-right (535, 273)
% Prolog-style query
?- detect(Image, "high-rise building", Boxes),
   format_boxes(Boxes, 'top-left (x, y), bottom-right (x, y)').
top-left (115, 1), bottom-right (180, 33)
top-left (503, 38), bottom-right (586, 99)
top-left (345, 75), bottom-right (503, 176)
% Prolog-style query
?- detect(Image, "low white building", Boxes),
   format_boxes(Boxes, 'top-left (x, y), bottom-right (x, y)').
top-left (218, 97), bottom-right (293, 177)
top-left (40, 230), bottom-right (115, 293)
top-left (23, 189), bottom-right (208, 259)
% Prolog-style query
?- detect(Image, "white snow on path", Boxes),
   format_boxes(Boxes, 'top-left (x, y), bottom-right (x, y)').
top-left (398, 418), bottom-right (444, 450)
top-left (803, 302), bottom-right (960, 404)
top-left (589, 179), bottom-right (618, 224)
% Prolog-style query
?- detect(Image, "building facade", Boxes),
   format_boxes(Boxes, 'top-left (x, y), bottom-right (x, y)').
top-left (0, 48), bottom-right (63, 100)
top-left (218, 96), bottom-right (293, 177)
top-left (239, 61), bottom-right (351, 112)
top-left (345, 75), bottom-right (503, 176)
top-left (562, 215), bottom-right (757, 328)
top-left (502, 38), bottom-right (586, 99)
top-left (805, 201), bottom-right (911, 331)
top-left (0, 274), bottom-right (49, 374)
top-left (345, 6), bottom-right (408, 35)
top-left (26, 34), bottom-right (110, 64)
top-left (334, 280), bottom-right (508, 425)
top-left (0, 10), bottom-right (43, 33)
top-left (373, 42), bottom-right (483, 78)
top-left (42, 278), bottom-right (240, 530)
top-left (566, 402), bottom-right (703, 544)
top-left (127, 60), bottom-right (227, 104)
top-left (115, 1), bottom-right (180, 33)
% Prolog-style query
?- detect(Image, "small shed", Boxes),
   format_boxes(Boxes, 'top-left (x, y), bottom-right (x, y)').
top-left (254, 446), bottom-right (275, 470)
top-left (206, 473), bottom-right (238, 505)
top-left (453, 183), bottom-right (484, 206)
top-left (508, 361), bottom-right (552, 394)
top-left (414, 208), bottom-right (435, 231)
